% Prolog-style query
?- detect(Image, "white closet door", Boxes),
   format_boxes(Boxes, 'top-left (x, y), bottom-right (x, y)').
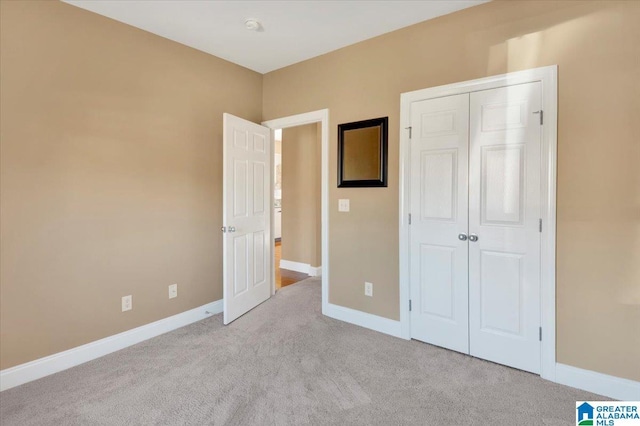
top-left (409, 93), bottom-right (470, 354)
top-left (468, 83), bottom-right (542, 373)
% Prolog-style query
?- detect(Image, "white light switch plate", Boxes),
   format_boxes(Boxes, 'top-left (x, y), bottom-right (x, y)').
top-left (338, 199), bottom-right (350, 212)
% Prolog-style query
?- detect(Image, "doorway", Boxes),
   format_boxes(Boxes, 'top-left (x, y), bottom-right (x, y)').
top-left (262, 110), bottom-right (330, 310)
top-left (399, 66), bottom-right (558, 380)
top-left (272, 126), bottom-right (320, 289)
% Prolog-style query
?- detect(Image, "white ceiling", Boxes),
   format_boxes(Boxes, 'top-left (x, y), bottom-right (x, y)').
top-left (63, 1), bottom-right (487, 74)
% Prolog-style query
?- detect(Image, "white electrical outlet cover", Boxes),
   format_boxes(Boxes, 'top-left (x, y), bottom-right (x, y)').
top-left (365, 282), bottom-right (373, 297)
top-left (338, 199), bottom-right (350, 212)
top-left (122, 295), bottom-right (132, 312)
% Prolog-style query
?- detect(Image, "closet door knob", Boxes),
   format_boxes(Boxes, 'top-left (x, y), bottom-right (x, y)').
top-left (469, 234), bottom-right (479, 242)
top-left (458, 233), bottom-right (468, 241)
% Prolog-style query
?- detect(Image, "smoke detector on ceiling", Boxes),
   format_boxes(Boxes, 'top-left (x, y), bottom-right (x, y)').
top-left (245, 19), bottom-right (263, 32)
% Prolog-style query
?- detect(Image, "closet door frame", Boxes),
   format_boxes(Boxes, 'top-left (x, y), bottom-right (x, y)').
top-left (398, 65), bottom-right (558, 381)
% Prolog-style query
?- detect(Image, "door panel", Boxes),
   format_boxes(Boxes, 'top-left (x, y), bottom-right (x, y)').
top-left (233, 160), bottom-right (248, 216)
top-left (223, 113), bottom-right (272, 324)
top-left (232, 235), bottom-right (249, 296)
top-left (420, 150), bottom-right (457, 221)
top-left (253, 163), bottom-right (266, 214)
top-left (419, 244), bottom-right (456, 320)
top-left (409, 93), bottom-right (470, 354)
top-left (481, 145), bottom-right (524, 225)
top-left (469, 83), bottom-right (542, 373)
top-left (479, 250), bottom-right (524, 335)
top-left (253, 231), bottom-right (267, 290)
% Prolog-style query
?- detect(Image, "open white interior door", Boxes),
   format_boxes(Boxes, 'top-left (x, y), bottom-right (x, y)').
top-left (223, 113), bottom-right (272, 325)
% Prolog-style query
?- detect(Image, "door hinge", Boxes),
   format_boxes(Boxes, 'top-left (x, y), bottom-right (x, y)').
top-left (409, 213), bottom-right (412, 225)
top-left (539, 327), bottom-right (542, 341)
top-left (406, 126), bottom-right (412, 138)
top-left (533, 110), bottom-right (544, 125)
top-left (539, 218), bottom-right (542, 233)
top-left (409, 300), bottom-right (412, 312)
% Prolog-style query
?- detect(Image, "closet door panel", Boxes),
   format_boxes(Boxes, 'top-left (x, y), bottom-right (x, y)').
top-left (468, 83), bottom-right (542, 374)
top-left (409, 93), bottom-right (470, 354)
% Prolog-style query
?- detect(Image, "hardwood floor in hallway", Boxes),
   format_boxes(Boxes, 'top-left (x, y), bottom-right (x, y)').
top-left (275, 241), bottom-right (309, 289)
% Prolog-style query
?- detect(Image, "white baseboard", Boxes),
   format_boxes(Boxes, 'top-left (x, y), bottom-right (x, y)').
top-left (279, 259), bottom-right (321, 277)
top-left (555, 363), bottom-right (640, 401)
top-left (0, 300), bottom-right (223, 392)
top-left (279, 259), bottom-right (309, 274)
top-left (309, 266), bottom-right (322, 277)
top-left (324, 302), bottom-right (402, 338)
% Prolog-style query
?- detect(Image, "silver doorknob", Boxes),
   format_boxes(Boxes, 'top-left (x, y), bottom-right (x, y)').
top-left (458, 233), bottom-right (468, 241)
top-left (229, 226), bottom-right (236, 233)
top-left (468, 234), bottom-right (479, 242)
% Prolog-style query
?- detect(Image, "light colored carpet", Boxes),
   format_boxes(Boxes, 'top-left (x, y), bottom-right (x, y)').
top-left (1, 277), bottom-right (605, 425)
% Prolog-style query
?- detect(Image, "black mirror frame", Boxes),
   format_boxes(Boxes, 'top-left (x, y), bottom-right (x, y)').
top-left (337, 117), bottom-right (388, 188)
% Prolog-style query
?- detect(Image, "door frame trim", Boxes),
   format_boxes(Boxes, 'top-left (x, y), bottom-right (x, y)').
top-left (262, 109), bottom-right (330, 314)
top-left (398, 66), bottom-right (558, 381)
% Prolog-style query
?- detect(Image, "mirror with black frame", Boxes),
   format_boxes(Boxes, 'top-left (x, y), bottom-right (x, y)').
top-left (337, 117), bottom-right (388, 188)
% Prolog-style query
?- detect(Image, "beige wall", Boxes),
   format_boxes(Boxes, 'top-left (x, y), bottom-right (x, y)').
top-left (263, 0), bottom-right (640, 381)
top-left (0, 1), bottom-right (262, 369)
top-left (281, 124), bottom-right (321, 267)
